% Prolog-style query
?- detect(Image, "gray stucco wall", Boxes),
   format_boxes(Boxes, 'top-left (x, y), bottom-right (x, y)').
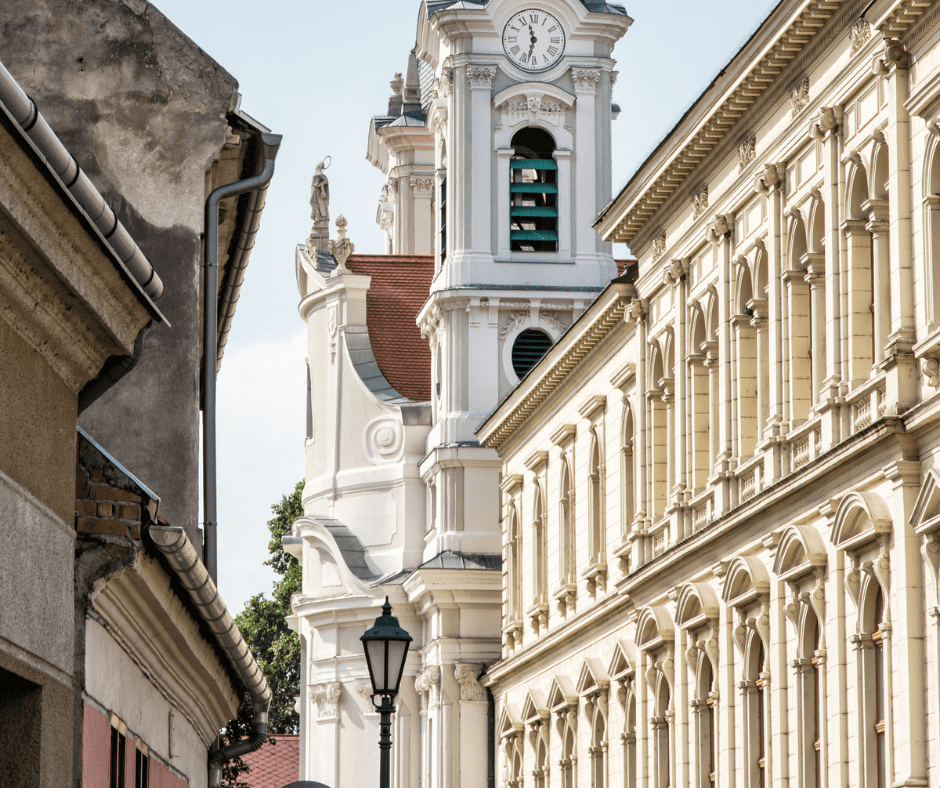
top-left (0, 0), bottom-right (240, 545)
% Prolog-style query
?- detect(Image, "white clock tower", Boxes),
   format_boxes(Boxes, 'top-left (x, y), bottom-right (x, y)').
top-left (291, 3), bottom-right (631, 788)
top-left (416, 0), bottom-right (632, 565)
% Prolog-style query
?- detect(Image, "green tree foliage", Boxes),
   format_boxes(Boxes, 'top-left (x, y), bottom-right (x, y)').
top-left (221, 481), bottom-right (304, 787)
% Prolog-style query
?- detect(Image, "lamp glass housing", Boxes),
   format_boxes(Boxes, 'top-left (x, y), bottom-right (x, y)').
top-left (361, 598), bottom-right (413, 698)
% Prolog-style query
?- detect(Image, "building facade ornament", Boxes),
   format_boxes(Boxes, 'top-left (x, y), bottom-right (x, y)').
top-left (850, 18), bottom-right (871, 53)
top-left (411, 176), bottom-right (435, 198)
top-left (692, 185), bottom-right (709, 219)
top-left (790, 76), bottom-right (810, 116)
top-left (873, 38), bottom-right (910, 74)
top-left (415, 665), bottom-right (442, 710)
top-left (466, 65), bottom-right (497, 90)
top-left (737, 136), bottom-right (756, 170)
top-left (455, 663), bottom-right (487, 701)
top-left (328, 215), bottom-right (355, 276)
top-left (651, 230), bottom-right (667, 260)
top-left (571, 68), bottom-right (601, 94)
top-left (310, 682), bottom-right (342, 720)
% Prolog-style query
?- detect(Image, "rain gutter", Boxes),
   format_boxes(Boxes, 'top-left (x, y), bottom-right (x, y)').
top-left (215, 109), bottom-right (276, 369)
top-left (147, 524), bottom-right (271, 788)
top-left (0, 58), bottom-right (168, 411)
top-left (0, 58), bottom-right (165, 304)
top-left (203, 131), bottom-right (282, 584)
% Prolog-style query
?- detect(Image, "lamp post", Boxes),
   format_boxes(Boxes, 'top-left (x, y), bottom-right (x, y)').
top-left (361, 597), bottom-right (413, 788)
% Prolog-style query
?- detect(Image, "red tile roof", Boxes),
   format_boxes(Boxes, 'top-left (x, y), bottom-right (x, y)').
top-left (346, 255), bottom-right (434, 402)
top-left (241, 735), bottom-right (299, 788)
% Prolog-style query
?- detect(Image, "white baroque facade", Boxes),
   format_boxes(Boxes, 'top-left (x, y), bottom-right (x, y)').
top-left (289, 2), bottom-right (631, 787)
top-left (479, 6), bottom-right (940, 788)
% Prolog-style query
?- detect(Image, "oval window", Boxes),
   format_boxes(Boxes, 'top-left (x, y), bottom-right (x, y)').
top-left (511, 329), bottom-right (553, 378)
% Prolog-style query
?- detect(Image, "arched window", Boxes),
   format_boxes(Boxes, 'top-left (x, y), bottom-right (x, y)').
top-left (560, 457), bottom-right (575, 585)
top-left (654, 675), bottom-right (672, 788)
top-left (510, 127), bottom-right (558, 252)
top-left (533, 485), bottom-right (547, 605)
top-left (507, 506), bottom-right (522, 624)
top-left (588, 431), bottom-right (605, 565)
top-left (786, 216), bottom-right (813, 424)
top-left (857, 585), bottom-right (888, 788)
top-left (806, 612), bottom-right (823, 788)
top-left (623, 681), bottom-right (636, 788)
top-left (748, 638), bottom-right (768, 788)
top-left (621, 405), bottom-right (635, 535)
top-left (872, 590), bottom-right (887, 788)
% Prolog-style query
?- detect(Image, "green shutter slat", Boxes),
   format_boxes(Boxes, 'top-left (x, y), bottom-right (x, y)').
top-left (511, 183), bottom-right (559, 194)
top-left (510, 230), bottom-right (559, 241)
top-left (510, 159), bottom-right (558, 170)
top-left (511, 206), bottom-right (558, 218)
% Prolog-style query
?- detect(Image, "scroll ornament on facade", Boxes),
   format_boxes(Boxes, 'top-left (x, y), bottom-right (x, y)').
top-left (737, 136), bottom-right (756, 170)
top-left (692, 185), bottom-right (708, 219)
top-left (415, 665), bottom-right (442, 710)
top-left (651, 230), bottom-right (667, 260)
top-left (310, 682), bottom-right (342, 720)
top-left (790, 77), bottom-right (810, 117)
top-left (454, 663), bottom-right (487, 702)
top-left (850, 18), bottom-right (871, 53)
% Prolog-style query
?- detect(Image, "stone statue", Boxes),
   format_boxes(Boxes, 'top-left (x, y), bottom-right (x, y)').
top-left (310, 161), bottom-right (330, 223)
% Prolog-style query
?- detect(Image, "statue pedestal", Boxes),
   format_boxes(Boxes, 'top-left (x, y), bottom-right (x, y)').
top-left (307, 220), bottom-right (330, 257)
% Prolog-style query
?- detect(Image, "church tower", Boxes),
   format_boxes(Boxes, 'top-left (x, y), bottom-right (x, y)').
top-left (290, 3), bottom-right (631, 787)
top-left (414, 0), bottom-right (632, 563)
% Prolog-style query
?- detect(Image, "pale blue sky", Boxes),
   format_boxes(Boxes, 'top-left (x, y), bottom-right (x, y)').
top-left (148, 0), bottom-right (780, 613)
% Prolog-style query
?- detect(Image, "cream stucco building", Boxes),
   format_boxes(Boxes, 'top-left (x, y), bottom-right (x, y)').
top-left (479, 5), bottom-right (940, 788)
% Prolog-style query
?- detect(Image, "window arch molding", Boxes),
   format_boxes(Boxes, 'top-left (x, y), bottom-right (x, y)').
top-left (499, 705), bottom-right (526, 788)
top-left (493, 83), bottom-right (576, 150)
top-left (831, 490), bottom-right (893, 556)
top-left (773, 524), bottom-right (828, 583)
top-left (722, 556), bottom-right (771, 608)
top-left (523, 690), bottom-right (551, 788)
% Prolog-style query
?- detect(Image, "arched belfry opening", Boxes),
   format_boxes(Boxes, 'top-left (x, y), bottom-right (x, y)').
top-left (510, 127), bottom-right (558, 252)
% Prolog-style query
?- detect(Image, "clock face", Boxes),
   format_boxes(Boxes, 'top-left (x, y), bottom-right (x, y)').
top-left (502, 9), bottom-right (566, 72)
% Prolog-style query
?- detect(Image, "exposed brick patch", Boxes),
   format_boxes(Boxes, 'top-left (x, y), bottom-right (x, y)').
top-left (75, 476), bottom-right (144, 540)
top-left (346, 254), bottom-right (434, 402)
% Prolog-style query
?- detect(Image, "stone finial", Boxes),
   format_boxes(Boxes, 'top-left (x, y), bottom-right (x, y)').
top-left (388, 72), bottom-right (404, 116)
top-left (329, 215), bottom-right (355, 277)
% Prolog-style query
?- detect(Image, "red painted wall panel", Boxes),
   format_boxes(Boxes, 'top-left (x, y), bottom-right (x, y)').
top-left (150, 759), bottom-right (190, 788)
top-left (82, 703), bottom-right (112, 788)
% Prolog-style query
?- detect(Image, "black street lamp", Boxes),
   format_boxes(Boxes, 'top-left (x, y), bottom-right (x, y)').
top-left (361, 597), bottom-right (413, 788)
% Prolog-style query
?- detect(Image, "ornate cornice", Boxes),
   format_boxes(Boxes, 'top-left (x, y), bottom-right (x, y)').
top-left (599, 0), bottom-right (865, 246)
top-left (877, 0), bottom-right (935, 39)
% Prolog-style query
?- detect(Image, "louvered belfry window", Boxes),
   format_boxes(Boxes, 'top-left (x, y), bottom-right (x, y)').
top-left (512, 329), bottom-right (553, 378)
top-left (510, 127), bottom-right (558, 252)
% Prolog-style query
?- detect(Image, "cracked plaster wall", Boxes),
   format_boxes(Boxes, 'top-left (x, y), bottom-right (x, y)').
top-left (0, 0), bottom-right (241, 544)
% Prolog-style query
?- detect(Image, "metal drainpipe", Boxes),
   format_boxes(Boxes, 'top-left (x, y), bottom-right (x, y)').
top-left (203, 132), bottom-right (282, 582)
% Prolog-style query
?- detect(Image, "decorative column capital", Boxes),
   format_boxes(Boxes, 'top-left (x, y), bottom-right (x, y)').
top-left (872, 38), bottom-right (910, 74)
top-left (310, 682), bottom-right (342, 720)
top-left (571, 68), bottom-right (601, 94)
top-left (410, 176), bottom-right (435, 199)
top-left (455, 663), bottom-right (487, 701)
top-left (466, 65), bottom-right (497, 89)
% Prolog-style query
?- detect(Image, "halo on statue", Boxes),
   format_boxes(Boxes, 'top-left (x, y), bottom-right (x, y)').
top-left (322, 156), bottom-right (332, 170)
